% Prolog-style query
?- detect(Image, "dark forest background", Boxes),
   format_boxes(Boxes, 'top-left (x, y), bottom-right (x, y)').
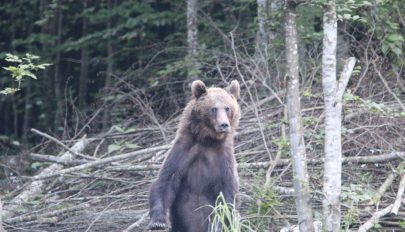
top-left (1, 0), bottom-right (403, 149)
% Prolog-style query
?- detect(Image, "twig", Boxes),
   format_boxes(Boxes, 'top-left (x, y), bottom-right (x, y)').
top-left (372, 62), bottom-right (405, 112)
top-left (4, 203), bottom-right (90, 224)
top-left (31, 128), bottom-right (96, 160)
top-left (358, 204), bottom-right (393, 232)
top-left (390, 173), bottom-right (405, 215)
top-left (122, 211), bottom-right (148, 232)
top-left (30, 145), bottom-right (170, 181)
top-left (370, 162), bottom-right (404, 206)
top-left (30, 153), bottom-right (86, 166)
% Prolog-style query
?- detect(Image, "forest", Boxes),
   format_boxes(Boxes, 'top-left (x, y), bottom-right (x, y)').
top-left (0, 0), bottom-right (404, 231)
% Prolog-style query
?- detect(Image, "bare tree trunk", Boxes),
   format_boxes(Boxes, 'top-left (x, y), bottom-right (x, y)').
top-left (285, 2), bottom-right (314, 231)
top-left (22, 80), bottom-right (31, 144)
top-left (256, 0), bottom-right (269, 58)
top-left (102, 0), bottom-right (114, 130)
top-left (40, 0), bottom-right (53, 127)
top-left (79, 0), bottom-right (89, 110)
top-left (187, 0), bottom-right (198, 80)
top-left (269, 0), bottom-right (281, 42)
top-left (0, 196), bottom-right (4, 232)
top-left (54, 0), bottom-right (63, 128)
top-left (321, 1), bottom-right (341, 230)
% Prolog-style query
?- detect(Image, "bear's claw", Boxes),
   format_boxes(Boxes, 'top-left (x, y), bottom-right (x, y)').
top-left (148, 221), bottom-right (167, 230)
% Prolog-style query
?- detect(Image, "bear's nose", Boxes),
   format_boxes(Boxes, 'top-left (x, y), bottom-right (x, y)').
top-left (219, 123), bottom-right (229, 129)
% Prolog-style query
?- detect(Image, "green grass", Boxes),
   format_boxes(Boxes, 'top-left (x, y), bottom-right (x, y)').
top-left (207, 193), bottom-right (253, 232)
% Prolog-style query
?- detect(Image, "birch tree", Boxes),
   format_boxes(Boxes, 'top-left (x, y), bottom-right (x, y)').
top-left (321, 0), bottom-right (356, 230)
top-left (284, 1), bottom-right (314, 231)
top-left (187, 0), bottom-right (198, 80)
top-left (0, 197), bottom-right (4, 232)
top-left (256, 0), bottom-right (269, 59)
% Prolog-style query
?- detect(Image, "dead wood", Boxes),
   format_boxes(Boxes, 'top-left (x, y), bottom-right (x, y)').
top-left (109, 151), bottom-right (405, 172)
top-left (30, 153), bottom-right (87, 166)
top-left (30, 145), bottom-right (170, 181)
top-left (2, 138), bottom-right (90, 219)
top-left (358, 205), bottom-right (393, 232)
top-left (391, 173), bottom-right (405, 215)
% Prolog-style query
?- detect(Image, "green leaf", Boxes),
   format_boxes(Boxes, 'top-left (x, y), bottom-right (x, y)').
top-left (5, 53), bottom-right (22, 63)
top-left (113, 125), bottom-right (125, 133)
top-left (0, 87), bottom-right (20, 94)
top-left (31, 162), bottom-right (44, 170)
top-left (108, 144), bottom-right (122, 153)
top-left (21, 70), bottom-right (37, 79)
top-left (125, 143), bottom-right (140, 149)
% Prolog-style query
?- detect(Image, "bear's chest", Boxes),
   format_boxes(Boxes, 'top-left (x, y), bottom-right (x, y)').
top-left (183, 147), bottom-right (229, 192)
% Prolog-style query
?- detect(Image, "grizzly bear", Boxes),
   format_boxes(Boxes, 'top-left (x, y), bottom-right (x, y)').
top-left (148, 80), bottom-right (241, 232)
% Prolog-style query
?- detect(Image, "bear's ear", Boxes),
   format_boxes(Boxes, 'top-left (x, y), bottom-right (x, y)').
top-left (227, 80), bottom-right (240, 99)
top-left (191, 80), bottom-right (207, 98)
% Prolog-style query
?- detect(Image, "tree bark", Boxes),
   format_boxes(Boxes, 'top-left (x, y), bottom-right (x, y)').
top-left (321, 1), bottom-right (341, 230)
top-left (79, 0), bottom-right (89, 110)
top-left (187, 0), bottom-right (198, 80)
top-left (54, 0), bottom-right (64, 128)
top-left (0, 196), bottom-right (4, 232)
top-left (102, 0), bottom-right (114, 131)
top-left (285, 2), bottom-right (314, 231)
top-left (256, 0), bottom-right (269, 58)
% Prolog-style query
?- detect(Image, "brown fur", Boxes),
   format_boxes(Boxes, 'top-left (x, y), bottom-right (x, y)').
top-left (148, 80), bottom-right (241, 232)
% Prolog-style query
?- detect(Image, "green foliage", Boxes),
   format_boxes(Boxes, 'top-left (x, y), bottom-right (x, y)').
top-left (341, 184), bottom-right (375, 204)
top-left (400, 220), bottom-right (405, 229)
top-left (107, 141), bottom-right (140, 154)
top-left (1, 53), bottom-right (50, 94)
top-left (30, 161), bottom-right (44, 170)
top-left (243, 173), bottom-right (280, 231)
top-left (344, 92), bottom-right (405, 117)
top-left (341, 184), bottom-right (374, 229)
top-left (342, 207), bottom-right (359, 230)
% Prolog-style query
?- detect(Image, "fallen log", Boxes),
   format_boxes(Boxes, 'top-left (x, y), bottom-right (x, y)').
top-left (2, 138), bottom-right (90, 219)
top-left (30, 145), bottom-right (170, 181)
top-left (358, 204), bottom-right (393, 232)
top-left (4, 203), bottom-right (90, 224)
top-left (30, 153), bottom-right (87, 166)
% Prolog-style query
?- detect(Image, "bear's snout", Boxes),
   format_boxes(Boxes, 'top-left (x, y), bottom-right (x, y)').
top-left (216, 122), bottom-right (230, 133)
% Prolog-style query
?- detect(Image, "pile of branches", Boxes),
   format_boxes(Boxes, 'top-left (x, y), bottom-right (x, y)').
top-left (1, 43), bottom-right (405, 230)
top-left (1, 76), bottom-right (404, 231)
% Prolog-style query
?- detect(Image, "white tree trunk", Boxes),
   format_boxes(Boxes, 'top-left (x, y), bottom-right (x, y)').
top-left (257, 0), bottom-right (269, 57)
top-left (187, 0), bottom-right (198, 80)
top-left (0, 196), bottom-right (4, 232)
top-left (285, 2), bottom-right (315, 231)
top-left (321, 0), bottom-right (340, 231)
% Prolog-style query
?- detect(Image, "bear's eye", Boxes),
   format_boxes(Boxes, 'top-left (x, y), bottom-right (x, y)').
top-left (210, 107), bottom-right (217, 114)
top-left (225, 107), bottom-right (230, 112)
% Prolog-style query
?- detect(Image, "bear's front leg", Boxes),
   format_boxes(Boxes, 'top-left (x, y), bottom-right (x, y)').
top-left (148, 215), bottom-right (168, 230)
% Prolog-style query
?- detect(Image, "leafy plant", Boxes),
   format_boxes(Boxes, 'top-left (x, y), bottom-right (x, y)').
top-left (208, 193), bottom-right (252, 232)
top-left (344, 92), bottom-right (405, 117)
top-left (1, 53), bottom-right (50, 94)
top-left (243, 173), bottom-right (280, 231)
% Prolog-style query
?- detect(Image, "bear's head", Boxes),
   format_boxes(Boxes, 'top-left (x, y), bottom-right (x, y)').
top-left (186, 80), bottom-right (240, 141)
